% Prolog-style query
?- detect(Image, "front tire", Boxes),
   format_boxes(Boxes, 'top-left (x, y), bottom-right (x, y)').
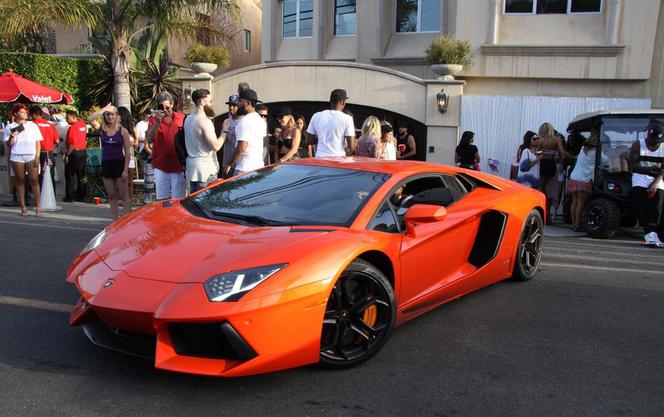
top-left (512, 209), bottom-right (544, 281)
top-left (319, 259), bottom-right (396, 368)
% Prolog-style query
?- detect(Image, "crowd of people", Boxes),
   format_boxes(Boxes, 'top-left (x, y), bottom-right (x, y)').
top-left (510, 120), bottom-right (664, 246)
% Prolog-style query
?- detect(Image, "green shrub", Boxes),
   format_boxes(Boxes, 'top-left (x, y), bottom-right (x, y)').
top-left (185, 43), bottom-right (230, 68)
top-left (425, 35), bottom-right (473, 67)
top-left (0, 52), bottom-right (104, 121)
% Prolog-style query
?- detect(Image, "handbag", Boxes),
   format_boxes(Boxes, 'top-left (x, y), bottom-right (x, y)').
top-left (510, 164), bottom-right (519, 180)
top-left (520, 155), bottom-right (532, 172)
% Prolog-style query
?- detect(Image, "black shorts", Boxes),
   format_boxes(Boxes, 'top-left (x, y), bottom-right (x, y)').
top-left (101, 158), bottom-right (125, 179)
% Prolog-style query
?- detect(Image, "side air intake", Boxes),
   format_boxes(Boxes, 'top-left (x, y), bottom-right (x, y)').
top-left (468, 210), bottom-right (507, 268)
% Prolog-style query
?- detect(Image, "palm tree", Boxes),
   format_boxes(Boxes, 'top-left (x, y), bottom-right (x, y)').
top-left (0, 0), bottom-right (239, 111)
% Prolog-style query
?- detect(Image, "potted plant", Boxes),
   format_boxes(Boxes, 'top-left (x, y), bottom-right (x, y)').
top-left (185, 43), bottom-right (231, 74)
top-left (425, 35), bottom-right (473, 79)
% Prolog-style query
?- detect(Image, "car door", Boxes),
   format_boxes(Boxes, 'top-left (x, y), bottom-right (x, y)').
top-left (396, 174), bottom-right (481, 307)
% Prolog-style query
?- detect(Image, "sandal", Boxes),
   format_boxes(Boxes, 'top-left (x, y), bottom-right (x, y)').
top-left (20, 209), bottom-right (29, 217)
top-left (572, 225), bottom-right (581, 232)
top-left (35, 210), bottom-right (43, 217)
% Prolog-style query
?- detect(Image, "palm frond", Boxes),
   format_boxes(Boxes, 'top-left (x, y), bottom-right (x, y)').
top-left (0, 0), bottom-right (100, 40)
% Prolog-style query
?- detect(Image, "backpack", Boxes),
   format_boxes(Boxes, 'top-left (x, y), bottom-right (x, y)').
top-left (174, 115), bottom-right (188, 166)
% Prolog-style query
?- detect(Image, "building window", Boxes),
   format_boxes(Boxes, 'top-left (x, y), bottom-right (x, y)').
top-left (396, 0), bottom-right (440, 33)
top-left (243, 30), bottom-right (251, 52)
top-left (283, 0), bottom-right (313, 38)
top-left (504, 0), bottom-right (603, 14)
top-left (334, 0), bottom-right (356, 36)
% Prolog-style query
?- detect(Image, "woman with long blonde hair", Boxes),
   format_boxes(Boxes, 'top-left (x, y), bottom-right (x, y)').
top-left (275, 109), bottom-right (302, 163)
top-left (356, 116), bottom-right (382, 158)
top-left (537, 122), bottom-right (572, 224)
top-left (87, 104), bottom-right (132, 219)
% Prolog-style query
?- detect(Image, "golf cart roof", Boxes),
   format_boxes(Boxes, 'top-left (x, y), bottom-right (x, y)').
top-left (567, 109), bottom-right (664, 132)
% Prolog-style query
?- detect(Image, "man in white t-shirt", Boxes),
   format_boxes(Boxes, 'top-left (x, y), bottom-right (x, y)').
top-left (226, 88), bottom-right (267, 177)
top-left (135, 110), bottom-right (150, 153)
top-left (307, 89), bottom-right (356, 157)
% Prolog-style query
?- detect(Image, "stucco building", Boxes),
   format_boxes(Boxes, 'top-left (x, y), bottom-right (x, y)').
top-left (199, 0), bottom-right (663, 170)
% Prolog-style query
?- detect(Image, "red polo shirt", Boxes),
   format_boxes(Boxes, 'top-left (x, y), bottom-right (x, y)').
top-left (66, 119), bottom-right (88, 150)
top-left (148, 112), bottom-right (185, 173)
top-left (33, 118), bottom-right (59, 152)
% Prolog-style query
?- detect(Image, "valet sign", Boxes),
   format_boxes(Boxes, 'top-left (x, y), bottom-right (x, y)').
top-left (31, 94), bottom-right (55, 103)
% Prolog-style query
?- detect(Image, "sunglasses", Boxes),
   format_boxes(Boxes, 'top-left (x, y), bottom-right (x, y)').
top-left (259, 114), bottom-right (268, 119)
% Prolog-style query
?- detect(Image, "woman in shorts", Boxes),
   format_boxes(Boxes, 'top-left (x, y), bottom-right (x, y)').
top-left (3, 103), bottom-right (43, 216)
top-left (88, 104), bottom-right (132, 219)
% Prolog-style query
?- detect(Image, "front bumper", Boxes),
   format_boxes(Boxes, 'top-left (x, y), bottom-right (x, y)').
top-left (68, 252), bottom-right (331, 377)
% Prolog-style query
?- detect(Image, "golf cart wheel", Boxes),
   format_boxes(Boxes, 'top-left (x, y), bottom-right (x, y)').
top-left (582, 198), bottom-right (620, 239)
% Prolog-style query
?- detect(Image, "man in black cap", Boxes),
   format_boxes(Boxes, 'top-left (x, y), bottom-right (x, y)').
top-left (225, 88), bottom-right (267, 177)
top-left (306, 88), bottom-right (355, 157)
top-left (629, 122), bottom-right (664, 246)
top-left (220, 94), bottom-right (241, 178)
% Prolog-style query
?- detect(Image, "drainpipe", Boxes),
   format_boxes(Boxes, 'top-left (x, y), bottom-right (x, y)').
top-left (487, 0), bottom-right (500, 45)
top-left (606, 0), bottom-right (622, 45)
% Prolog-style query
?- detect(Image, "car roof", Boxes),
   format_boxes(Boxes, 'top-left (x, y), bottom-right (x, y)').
top-left (568, 109), bottom-right (664, 131)
top-left (288, 157), bottom-right (461, 177)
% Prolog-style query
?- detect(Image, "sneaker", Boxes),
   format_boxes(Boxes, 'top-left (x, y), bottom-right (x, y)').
top-left (643, 232), bottom-right (663, 247)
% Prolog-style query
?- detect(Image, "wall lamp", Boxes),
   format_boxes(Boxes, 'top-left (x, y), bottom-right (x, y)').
top-left (436, 89), bottom-right (449, 114)
top-left (183, 84), bottom-right (194, 107)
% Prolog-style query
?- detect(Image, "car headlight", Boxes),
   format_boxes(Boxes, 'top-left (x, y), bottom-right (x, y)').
top-left (203, 264), bottom-right (287, 302)
top-left (80, 229), bottom-right (107, 255)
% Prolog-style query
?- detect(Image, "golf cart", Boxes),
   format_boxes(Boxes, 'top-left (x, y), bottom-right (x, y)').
top-left (566, 109), bottom-right (664, 238)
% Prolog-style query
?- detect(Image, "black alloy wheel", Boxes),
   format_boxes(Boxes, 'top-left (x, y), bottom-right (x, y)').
top-left (320, 259), bottom-right (396, 368)
top-left (513, 209), bottom-right (544, 281)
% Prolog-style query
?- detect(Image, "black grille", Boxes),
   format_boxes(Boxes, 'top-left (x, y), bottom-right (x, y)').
top-left (168, 322), bottom-right (257, 360)
top-left (81, 313), bottom-right (156, 359)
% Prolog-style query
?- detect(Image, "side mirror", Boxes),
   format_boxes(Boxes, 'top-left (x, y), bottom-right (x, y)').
top-left (404, 204), bottom-right (447, 236)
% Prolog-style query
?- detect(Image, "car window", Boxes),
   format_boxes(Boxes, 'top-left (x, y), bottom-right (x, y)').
top-left (388, 175), bottom-right (452, 231)
top-left (368, 202), bottom-right (400, 233)
top-left (442, 175), bottom-right (467, 203)
top-left (189, 164), bottom-right (390, 227)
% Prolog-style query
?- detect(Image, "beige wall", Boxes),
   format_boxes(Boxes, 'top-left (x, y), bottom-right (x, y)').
top-left (169, 0), bottom-right (262, 74)
top-left (263, 0), bottom-right (661, 84)
top-left (648, 0), bottom-right (664, 108)
top-left (53, 25), bottom-right (89, 54)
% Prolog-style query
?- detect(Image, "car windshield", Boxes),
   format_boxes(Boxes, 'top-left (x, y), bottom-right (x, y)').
top-left (600, 117), bottom-right (664, 172)
top-left (188, 164), bottom-right (390, 227)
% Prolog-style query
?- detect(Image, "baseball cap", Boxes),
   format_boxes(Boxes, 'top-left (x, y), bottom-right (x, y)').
top-left (225, 95), bottom-right (239, 105)
top-left (238, 88), bottom-right (261, 103)
top-left (647, 122), bottom-right (664, 144)
top-left (274, 106), bottom-right (292, 117)
top-left (330, 89), bottom-right (349, 102)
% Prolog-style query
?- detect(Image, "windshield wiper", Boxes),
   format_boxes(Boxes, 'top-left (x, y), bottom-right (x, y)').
top-left (211, 210), bottom-right (294, 226)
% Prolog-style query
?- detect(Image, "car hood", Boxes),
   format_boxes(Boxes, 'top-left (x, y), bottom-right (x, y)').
top-left (95, 203), bottom-right (338, 284)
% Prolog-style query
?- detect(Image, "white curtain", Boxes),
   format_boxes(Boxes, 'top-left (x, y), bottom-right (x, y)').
top-left (459, 95), bottom-right (651, 178)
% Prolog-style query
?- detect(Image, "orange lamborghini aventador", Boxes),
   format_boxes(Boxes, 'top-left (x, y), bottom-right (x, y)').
top-left (67, 158), bottom-right (545, 377)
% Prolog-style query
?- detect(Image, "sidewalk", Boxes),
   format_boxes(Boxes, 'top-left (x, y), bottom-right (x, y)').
top-left (0, 194), bottom-right (112, 223)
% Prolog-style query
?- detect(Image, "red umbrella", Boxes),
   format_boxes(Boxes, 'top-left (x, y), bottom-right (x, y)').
top-left (0, 68), bottom-right (74, 104)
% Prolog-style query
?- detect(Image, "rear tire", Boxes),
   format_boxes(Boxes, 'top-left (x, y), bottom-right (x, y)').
top-left (319, 259), bottom-right (396, 368)
top-left (512, 210), bottom-right (544, 281)
top-left (582, 198), bottom-right (620, 239)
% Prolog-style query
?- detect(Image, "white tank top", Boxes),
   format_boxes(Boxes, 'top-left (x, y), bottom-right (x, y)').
top-left (632, 138), bottom-right (664, 190)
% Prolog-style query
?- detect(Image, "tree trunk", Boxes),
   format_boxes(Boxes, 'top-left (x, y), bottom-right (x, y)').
top-left (111, 36), bottom-right (132, 112)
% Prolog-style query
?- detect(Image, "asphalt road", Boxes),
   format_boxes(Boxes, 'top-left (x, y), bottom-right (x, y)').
top-left (1, 204), bottom-right (663, 417)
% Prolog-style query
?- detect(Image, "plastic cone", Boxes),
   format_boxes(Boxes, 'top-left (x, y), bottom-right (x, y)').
top-left (39, 161), bottom-right (62, 212)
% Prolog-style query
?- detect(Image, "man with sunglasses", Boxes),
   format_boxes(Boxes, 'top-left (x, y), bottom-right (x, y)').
top-left (145, 91), bottom-right (186, 200)
top-left (220, 94), bottom-right (241, 178)
top-left (224, 89), bottom-right (266, 177)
